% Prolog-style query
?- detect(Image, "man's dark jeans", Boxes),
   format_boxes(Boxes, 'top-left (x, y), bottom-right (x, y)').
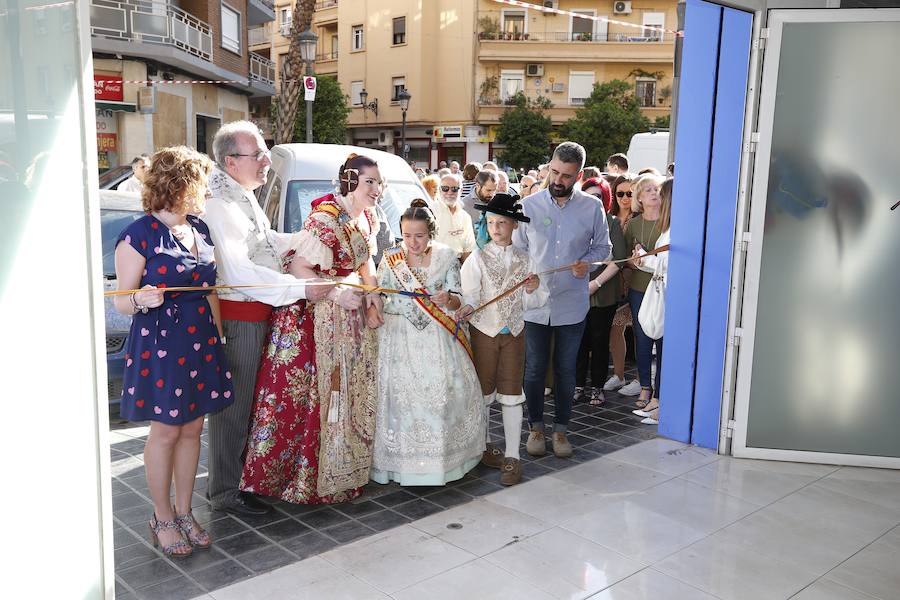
top-left (523, 319), bottom-right (587, 431)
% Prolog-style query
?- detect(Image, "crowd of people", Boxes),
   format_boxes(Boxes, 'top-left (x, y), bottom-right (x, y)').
top-left (113, 120), bottom-right (672, 558)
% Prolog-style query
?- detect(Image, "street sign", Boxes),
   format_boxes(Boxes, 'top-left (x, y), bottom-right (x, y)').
top-left (304, 76), bottom-right (317, 101)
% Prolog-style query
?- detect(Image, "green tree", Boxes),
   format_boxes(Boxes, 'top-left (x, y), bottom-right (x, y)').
top-left (495, 92), bottom-right (552, 171)
top-left (561, 79), bottom-right (650, 167)
top-left (291, 76), bottom-right (350, 143)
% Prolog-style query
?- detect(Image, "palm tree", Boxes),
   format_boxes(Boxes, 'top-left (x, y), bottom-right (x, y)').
top-left (273, 0), bottom-right (317, 144)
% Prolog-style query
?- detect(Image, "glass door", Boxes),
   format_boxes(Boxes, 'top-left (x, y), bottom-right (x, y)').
top-left (731, 9), bottom-right (900, 468)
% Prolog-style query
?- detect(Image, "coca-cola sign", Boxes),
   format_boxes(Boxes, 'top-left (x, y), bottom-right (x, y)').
top-left (94, 75), bottom-right (124, 102)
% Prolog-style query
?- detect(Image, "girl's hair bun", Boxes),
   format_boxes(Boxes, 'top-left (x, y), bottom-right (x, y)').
top-left (409, 198), bottom-right (429, 209)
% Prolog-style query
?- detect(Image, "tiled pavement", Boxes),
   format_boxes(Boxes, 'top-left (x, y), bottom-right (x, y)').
top-left (110, 381), bottom-right (658, 600)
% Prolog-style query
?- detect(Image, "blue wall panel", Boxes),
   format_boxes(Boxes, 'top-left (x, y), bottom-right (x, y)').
top-left (691, 8), bottom-right (753, 449)
top-left (658, 0), bottom-right (723, 443)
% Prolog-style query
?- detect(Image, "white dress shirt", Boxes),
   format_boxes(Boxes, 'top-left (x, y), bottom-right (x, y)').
top-left (202, 168), bottom-right (307, 306)
top-left (117, 175), bottom-right (143, 193)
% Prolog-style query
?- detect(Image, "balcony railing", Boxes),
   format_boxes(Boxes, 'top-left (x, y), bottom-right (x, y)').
top-left (249, 25), bottom-right (269, 46)
top-left (316, 50), bottom-right (338, 62)
top-left (279, 22), bottom-right (291, 37)
top-left (89, 0), bottom-right (212, 61)
top-left (315, 0), bottom-right (337, 9)
top-left (250, 52), bottom-right (276, 86)
top-left (478, 30), bottom-right (673, 43)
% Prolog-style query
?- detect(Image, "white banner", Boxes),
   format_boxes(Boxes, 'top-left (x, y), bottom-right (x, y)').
top-left (304, 76), bottom-right (317, 101)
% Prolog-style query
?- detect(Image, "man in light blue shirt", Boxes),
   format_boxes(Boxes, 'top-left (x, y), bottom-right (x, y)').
top-left (513, 141), bottom-right (611, 458)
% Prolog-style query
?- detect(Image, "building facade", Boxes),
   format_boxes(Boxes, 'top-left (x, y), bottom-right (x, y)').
top-left (252, 0), bottom-right (675, 168)
top-left (89, 0), bottom-right (277, 172)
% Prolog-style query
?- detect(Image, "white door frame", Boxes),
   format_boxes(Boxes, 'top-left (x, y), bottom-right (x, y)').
top-left (730, 8), bottom-right (900, 469)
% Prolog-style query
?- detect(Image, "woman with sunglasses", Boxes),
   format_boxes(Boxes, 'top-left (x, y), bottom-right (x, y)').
top-left (602, 174), bottom-right (643, 397)
top-left (431, 172), bottom-right (476, 261)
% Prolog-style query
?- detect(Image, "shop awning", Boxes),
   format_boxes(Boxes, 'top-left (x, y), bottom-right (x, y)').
top-left (95, 101), bottom-right (137, 113)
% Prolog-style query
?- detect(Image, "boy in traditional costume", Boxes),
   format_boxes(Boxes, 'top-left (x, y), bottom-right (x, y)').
top-left (456, 193), bottom-right (547, 485)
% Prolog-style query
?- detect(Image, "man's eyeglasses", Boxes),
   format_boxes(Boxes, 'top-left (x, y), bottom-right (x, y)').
top-left (440, 185), bottom-right (460, 193)
top-left (616, 191), bottom-right (633, 198)
top-left (229, 150), bottom-right (271, 162)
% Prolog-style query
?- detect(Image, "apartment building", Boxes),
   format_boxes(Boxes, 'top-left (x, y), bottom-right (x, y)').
top-left (251, 0), bottom-right (674, 168)
top-left (89, 0), bottom-right (278, 172)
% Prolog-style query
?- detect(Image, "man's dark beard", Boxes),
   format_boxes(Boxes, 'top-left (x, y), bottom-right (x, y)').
top-left (549, 182), bottom-right (575, 199)
top-left (476, 188), bottom-right (492, 202)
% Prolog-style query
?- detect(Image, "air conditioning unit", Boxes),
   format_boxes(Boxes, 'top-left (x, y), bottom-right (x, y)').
top-left (542, 1), bottom-right (559, 10)
top-left (613, 1), bottom-right (632, 15)
top-left (378, 130), bottom-right (394, 146)
top-left (526, 63), bottom-right (544, 77)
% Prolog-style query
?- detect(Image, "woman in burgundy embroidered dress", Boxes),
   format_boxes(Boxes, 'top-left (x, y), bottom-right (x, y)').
top-left (239, 154), bottom-right (384, 503)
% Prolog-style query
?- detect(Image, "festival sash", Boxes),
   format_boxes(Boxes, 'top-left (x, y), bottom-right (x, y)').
top-left (384, 247), bottom-right (475, 365)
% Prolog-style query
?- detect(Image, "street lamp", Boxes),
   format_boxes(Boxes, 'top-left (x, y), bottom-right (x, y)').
top-left (359, 88), bottom-right (378, 117)
top-left (298, 28), bottom-right (318, 143)
top-left (398, 89), bottom-right (411, 162)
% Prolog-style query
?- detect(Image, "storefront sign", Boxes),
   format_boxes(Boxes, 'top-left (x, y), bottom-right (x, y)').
top-left (97, 133), bottom-right (118, 152)
top-left (94, 75), bottom-right (124, 102)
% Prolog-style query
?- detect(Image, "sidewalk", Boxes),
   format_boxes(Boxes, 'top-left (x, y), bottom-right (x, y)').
top-left (189, 439), bottom-right (900, 600)
top-left (111, 386), bottom-right (659, 599)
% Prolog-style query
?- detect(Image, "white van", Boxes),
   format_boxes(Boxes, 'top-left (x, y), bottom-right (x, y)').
top-left (626, 131), bottom-right (670, 175)
top-left (257, 143), bottom-right (430, 238)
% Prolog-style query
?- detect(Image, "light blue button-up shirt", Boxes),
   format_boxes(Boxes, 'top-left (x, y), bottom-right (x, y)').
top-left (513, 188), bottom-right (611, 326)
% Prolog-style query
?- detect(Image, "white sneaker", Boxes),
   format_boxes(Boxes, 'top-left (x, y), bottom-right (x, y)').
top-left (641, 416), bottom-right (659, 425)
top-left (632, 408), bottom-right (653, 417)
top-left (619, 380), bottom-right (642, 396)
top-left (544, 387), bottom-right (552, 396)
top-left (603, 375), bottom-right (625, 391)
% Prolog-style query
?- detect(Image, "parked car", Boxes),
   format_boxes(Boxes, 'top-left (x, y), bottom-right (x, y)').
top-left (100, 190), bottom-right (144, 406)
top-left (258, 144), bottom-right (430, 241)
top-left (99, 165), bottom-right (134, 190)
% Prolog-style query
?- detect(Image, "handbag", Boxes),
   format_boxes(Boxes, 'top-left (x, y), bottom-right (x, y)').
top-left (638, 259), bottom-right (666, 340)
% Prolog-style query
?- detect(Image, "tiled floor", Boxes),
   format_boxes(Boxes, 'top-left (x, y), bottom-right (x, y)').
top-left (187, 439), bottom-right (900, 600)
top-left (110, 383), bottom-right (659, 600)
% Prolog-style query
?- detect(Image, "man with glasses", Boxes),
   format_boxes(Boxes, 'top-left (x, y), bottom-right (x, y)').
top-left (432, 172), bottom-right (476, 261)
top-left (203, 121), bottom-right (334, 517)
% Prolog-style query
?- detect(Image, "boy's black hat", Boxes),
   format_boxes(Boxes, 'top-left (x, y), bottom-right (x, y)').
top-left (474, 192), bottom-right (531, 223)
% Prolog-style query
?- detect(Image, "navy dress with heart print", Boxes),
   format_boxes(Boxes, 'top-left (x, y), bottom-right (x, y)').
top-left (116, 214), bottom-right (234, 424)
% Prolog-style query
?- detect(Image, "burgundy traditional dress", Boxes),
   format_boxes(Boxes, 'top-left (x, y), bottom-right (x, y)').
top-left (239, 195), bottom-right (379, 504)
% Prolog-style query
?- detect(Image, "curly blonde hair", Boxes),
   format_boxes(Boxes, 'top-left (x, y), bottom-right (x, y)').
top-left (420, 174), bottom-right (440, 200)
top-left (142, 146), bottom-right (213, 214)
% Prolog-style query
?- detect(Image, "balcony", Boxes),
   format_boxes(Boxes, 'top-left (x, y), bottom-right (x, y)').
top-left (90, 0), bottom-right (212, 61)
top-left (315, 50), bottom-right (338, 75)
top-left (247, 0), bottom-right (275, 26)
top-left (477, 31), bottom-right (675, 64)
top-left (249, 52), bottom-right (276, 97)
top-left (249, 25), bottom-right (269, 47)
top-left (313, 0), bottom-right (337, 25)
top-left (475, 88), bottom-right (671, 125)
top-left (250, 53), bottom-right (275, 86)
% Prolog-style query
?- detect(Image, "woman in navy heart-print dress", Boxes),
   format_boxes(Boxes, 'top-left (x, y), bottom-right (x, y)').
top-left (113, 146), bottom-right (233, 559)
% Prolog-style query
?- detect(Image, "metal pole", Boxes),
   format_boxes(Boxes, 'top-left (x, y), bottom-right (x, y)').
top-left (305, 61), bottom-right (313, 143)
top-left (401, 109), bottom-right (407, 161)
